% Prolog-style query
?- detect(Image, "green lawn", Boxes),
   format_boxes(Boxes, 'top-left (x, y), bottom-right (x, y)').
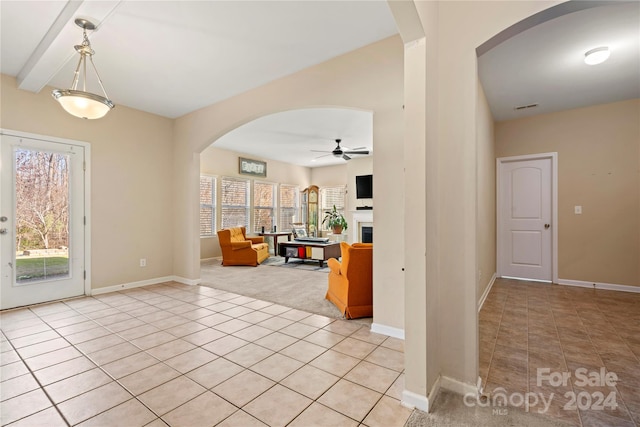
top-left (15, 256), bottom-right (69, 281)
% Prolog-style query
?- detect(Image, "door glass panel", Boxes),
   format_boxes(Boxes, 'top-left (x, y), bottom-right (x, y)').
top-left (14, 148), bottom-right (70, 284)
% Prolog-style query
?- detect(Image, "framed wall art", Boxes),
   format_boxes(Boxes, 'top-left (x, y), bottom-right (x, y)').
top-left (238, 157), bottom-right (267, 177)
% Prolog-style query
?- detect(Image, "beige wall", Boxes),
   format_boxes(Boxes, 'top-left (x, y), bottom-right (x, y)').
top-left (476, 82), bottom-right (497, 298)
top-left (1, 74), bottom-right (175, 290)
top-left (199, 145), bottom-right (311, 259)
top-left (201, 145), bottom-right (311, 185)
top-left (495, 99), bottom-right (640, 287)
top-left (345, 157), bottom-right (373, 210)
top-left (310, 164), bottom-right (348, 187)
top-left (173, 35), bottom-right (405, 330)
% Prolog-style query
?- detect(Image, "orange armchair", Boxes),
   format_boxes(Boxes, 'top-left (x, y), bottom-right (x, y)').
top-left (326, 242), bottom-right (373, 319)
top-left (217, 227), bottom-right (269, 266)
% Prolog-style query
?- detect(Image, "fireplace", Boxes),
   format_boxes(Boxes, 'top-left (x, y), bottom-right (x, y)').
top-left (352, 211), bottom-right (373, 244)
top-left (361, 226), bottom-right (373, 243)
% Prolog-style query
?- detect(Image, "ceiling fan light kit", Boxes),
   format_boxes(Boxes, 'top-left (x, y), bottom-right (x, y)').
top-left (584, 46), bottom-right (610, 65)
top-left (51, 18), bottom-right (115, 119)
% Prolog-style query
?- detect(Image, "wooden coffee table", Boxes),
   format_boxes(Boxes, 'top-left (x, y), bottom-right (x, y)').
top-left (278, 241), bottom-right (341, 267)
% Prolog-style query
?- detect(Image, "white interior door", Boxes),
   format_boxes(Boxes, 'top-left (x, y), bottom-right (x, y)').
top-left (498, 156), bottom-right (554, 282)
top-left (1, 134), bottom-right (86, 309)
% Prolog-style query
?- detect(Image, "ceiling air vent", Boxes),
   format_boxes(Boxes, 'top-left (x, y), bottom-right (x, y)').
top-left (514, 103), bottom-right (539, 111)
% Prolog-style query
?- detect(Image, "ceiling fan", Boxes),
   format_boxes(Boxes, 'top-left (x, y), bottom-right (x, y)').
top-left (311, 139), bottom-right (369, 161)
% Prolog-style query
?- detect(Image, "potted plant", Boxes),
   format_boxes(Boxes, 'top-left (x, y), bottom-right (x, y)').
top-left (322, 205), bottom-right (348, 234)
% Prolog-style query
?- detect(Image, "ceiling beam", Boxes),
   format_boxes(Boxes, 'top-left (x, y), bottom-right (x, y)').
top-left (17, 0), bottom-right (121, 93)
top-left (386, 1), bottom-right (425, 45)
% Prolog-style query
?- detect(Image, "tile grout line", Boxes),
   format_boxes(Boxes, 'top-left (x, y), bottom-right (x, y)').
top-left (10, 290), bottom-right (206, 426)
top-left (3, 304), bottom-right (78, 427)
top-left (133, 284), bottom-right (405, 425)
top-left (589, 290), bottom-right (638, 427)
top-left (39, 298), bottom-right (170, 426)
top-left (487, 283), bottom-right (510, 391)
top-left (548, 285), bottom-right (582, 427)
top-left (4, 283), bottom-right (406, 426)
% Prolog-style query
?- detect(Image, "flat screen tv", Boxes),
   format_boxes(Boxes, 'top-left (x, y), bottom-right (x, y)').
top-left (355, 174), bottom-right (373, 199)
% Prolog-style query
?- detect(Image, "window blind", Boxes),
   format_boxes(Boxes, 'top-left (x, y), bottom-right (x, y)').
top-left (320, 186), bottom-right (346, 231)
top-left (253, 181), bottom-right (276, 232)
top-left (220, 177), bottom-right (250, 229)
top-left (279, 184), bottom-right (299, 232)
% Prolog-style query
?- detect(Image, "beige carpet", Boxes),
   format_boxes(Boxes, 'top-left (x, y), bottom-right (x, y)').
top-left (405, 391), bottom-right (572, 427)
top-left (199, 258), bottom-right (372, 326)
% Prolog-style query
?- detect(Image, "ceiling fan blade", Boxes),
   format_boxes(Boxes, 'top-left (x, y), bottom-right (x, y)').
top-left (342, 154), bottom-right (351, 160)
top-left (313, 153), bottom-right (332, 160)
top-left (346, 146), bottom-right (366, 151)
top-left (344, 150), bottom-right (369, 155)
top-left (310, 150), bottom-right (331, 153)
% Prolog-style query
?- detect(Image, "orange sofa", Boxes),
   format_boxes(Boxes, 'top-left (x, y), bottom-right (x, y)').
top-left (326, 242), bottom-right (373, 319)
top-left (217, 226), bottom-right (269, 266)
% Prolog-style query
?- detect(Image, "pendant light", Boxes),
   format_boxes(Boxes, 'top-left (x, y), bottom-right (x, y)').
top-left (52, 18), bottom-right (114, 119)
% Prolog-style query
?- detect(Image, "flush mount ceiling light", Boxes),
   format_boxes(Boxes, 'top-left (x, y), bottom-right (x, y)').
top-left (51, 18), bottom-right (114, 119)
top-left (584, 46), bottom-right (610, 65)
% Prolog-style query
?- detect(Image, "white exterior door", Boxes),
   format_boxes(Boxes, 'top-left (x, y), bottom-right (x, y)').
top-left (498, 155), bottom-right (554, 282)
top-left (1, 133), bottom-right (86, 309)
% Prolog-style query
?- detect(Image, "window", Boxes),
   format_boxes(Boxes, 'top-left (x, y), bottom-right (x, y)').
top-left (199, 175), bottom-right (216, 236)
top-left (279, 184), bottom-right (299, 232)
top-left (320, 186), bottom-right (346, 231)
top-left (221, 177), bottom-right (250, 229)
top-left (253, 181), bottom-right (276, 233)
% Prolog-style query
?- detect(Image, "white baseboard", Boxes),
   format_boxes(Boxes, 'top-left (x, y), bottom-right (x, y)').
top-left (440, 375), bottom-right (479, 397)
top-left (371, 323), bottom-right (405, 340)
top-left (557, 278), bottom-right (640, 294)
top-left (170, 276), bottom-right (201, 286)
top-left (401, 389), bottom-right (430, 412)
top-left (90, 275), bottom-right (201, 296)
top-left (427, 375), bottom-right (441, 409)
top-left (400, 375), bottom-right (442, 413)
top-left (477, 272), bottom-right (497, 313)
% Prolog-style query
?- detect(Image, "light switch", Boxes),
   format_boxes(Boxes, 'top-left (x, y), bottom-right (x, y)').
top-left (574, 206), bottom-right (582, 215)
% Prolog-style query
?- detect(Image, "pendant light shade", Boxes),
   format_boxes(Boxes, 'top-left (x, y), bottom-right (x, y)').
top-left (51, 18), bottom-right (114, 119)
top-left (52, 89), bottom-right (114, 119)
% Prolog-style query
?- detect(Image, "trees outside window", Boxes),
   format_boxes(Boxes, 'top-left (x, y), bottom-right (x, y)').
top-left (15, 149), bottom-right (69, 251)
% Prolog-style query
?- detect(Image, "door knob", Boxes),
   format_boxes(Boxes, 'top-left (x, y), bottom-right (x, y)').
top-left (544, 224), bottom-right (550, 229)
top-left (0, 228), bottom-right (7, 234)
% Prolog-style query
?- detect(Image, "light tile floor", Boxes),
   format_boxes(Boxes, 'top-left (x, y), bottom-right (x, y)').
top-left (1, 282), bottom-right (411, 426)
top-left (480, 278), bottom-right (640, 427)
